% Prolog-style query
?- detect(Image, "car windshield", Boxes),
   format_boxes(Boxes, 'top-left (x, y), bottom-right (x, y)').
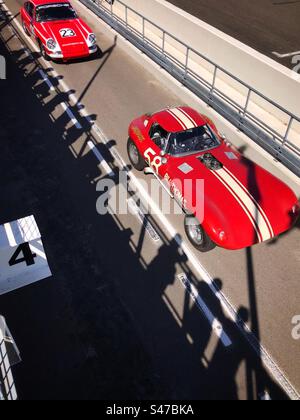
top-left (36, 4), bottom-right (77, 22)
top-left (168, 125), bottom-right (220, 156)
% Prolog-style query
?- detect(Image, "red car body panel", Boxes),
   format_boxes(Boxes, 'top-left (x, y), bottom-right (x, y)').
top-left (129, 106), bottom-right (299, 250)
top-left (21, 0), bottom-right (97, 60)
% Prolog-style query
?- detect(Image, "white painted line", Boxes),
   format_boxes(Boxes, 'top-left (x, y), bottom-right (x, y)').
top-left (60, 102), bottom-right (82, 129)
top-left (87, 140), bottom-right (114, 177)
top-left (2, 2), bottom-right (299, 400)
top-left (178, 273), bottom-right (232, 347)
top-left (38, 69), bottom-right (55, 92)
top-left (272, 51), bottom-right (300, 59)
top-left (127, 197), bottom-right (161, 242)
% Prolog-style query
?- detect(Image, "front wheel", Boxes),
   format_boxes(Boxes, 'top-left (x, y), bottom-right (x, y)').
top-left (127, 138), bottom-right (145, 171)
top-left (184, 215), bottom-right (216, 252)
top-left (39, 41), bottom-right (50, 62)
top-left (22, 19), bottom-right (30, 36)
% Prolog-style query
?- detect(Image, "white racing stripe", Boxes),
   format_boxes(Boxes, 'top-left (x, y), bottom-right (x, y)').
top-left (2, 2), bottom-right (299, 399)
top-left (179, 107), bottom-right (198, 127)
top-left (34, 28), bottom-right (48, 43)
top-left (170, 107), bottom-right (196, 129)
top-left (212, 169), bottom-right (262, 242)
top-left (224, 167), bottom-right (274, 238)
top-left (212, 168), bottom-right (273, 242)
top-left (166, 109), bottom-right (186, 130)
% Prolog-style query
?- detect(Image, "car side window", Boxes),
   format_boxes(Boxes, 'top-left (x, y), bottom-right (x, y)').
top-left (149, 123), bottom-right (169, 151)
top-left (26, 2), bottom-right (34, 19)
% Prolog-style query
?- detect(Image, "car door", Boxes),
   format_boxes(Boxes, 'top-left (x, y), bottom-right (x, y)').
top-left (23, 2), bottom-right (35, 35)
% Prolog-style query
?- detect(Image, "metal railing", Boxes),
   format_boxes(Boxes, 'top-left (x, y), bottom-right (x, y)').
top-left (0, 317), bottom-right (19, 401)
top-left (80, 0), bottom-right (300, 176)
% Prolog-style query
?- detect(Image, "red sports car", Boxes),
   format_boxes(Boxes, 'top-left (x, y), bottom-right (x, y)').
top-left (127, 106), bottom-right (300, 252)
top-left (21, 0), bottom-right (97, 61)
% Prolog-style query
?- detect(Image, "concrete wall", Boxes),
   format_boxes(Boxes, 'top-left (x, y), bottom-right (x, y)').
top-left (122, 0), bottom-right (300, 118)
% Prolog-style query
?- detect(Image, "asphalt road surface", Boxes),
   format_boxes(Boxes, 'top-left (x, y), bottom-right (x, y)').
top-left (167, 0), bottom-right (300, 69)
top-left (0, 0), bottom-right (299, 400)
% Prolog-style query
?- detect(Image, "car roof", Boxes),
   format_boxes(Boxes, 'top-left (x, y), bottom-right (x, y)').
top-left (29, 0), bottom-right (71, 7)
top-left (152, 106), bottom-right (207, 133)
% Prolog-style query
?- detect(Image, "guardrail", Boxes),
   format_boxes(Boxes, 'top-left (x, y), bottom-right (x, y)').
top-left (80, 0), bottom-right (300, 176)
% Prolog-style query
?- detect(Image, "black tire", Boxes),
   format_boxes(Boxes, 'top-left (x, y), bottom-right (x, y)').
top-left (184, 214), bottom-right (216, 252)
top-left (39, 40), bottom-right (50, 62)
top-left (22, 19), bottom-right (30, 36)
top-left (127, 138), bottom-right (145, 171)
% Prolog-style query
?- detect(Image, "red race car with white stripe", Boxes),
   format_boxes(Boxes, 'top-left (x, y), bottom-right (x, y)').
top-left (21, 0), bottom-right (97, 61)
top-left (127, 106), bottom-right (300, 252)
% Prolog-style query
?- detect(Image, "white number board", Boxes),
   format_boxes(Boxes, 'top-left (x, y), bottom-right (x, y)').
top-left (0, 216), bottom-right (52, 295)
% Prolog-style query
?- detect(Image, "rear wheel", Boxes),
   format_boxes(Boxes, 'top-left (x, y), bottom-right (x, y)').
top-left (127, 138), bottom-right (145, 171)
top-left (184, 215), bottom-right (216, 252)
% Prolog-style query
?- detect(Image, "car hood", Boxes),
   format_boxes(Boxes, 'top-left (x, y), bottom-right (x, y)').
top-left (37, 18), bottom-right (90, 49)
top-left (170, 145), bottom-right (298, 248)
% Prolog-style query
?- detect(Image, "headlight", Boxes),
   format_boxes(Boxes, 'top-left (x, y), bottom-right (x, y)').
top-left (46, 39), bottom-right (57, 50)
top-left (88, 33), bottom-right (96, 46)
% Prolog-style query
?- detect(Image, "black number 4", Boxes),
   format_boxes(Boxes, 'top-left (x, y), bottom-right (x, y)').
top-left (9, 243), bottom-right (37, 267)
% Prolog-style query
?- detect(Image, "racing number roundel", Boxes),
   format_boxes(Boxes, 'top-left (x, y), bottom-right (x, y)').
top-left (59, 28), bottom-right (76, 38)
top-left (144, 148), bottom-right (162, 173)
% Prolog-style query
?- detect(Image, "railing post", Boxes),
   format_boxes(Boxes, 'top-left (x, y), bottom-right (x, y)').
top-left (283, 116), bottom-right (293, 146)
top-left (142, 17), bottom-right (145, 42)
top-left (238, 89), bottom-right (251, 127)
top-left (162, 30), bottom-right (166, 55)
top-left (210, 66), bottom-right (217, 101)
top-left (125, 5), bottom-right (128, 27)
top-left (110, 0), bottom-right (113, 16)
top-left (184, 47), bottom-right (190, 78)
top-left (243, 89), bottom-right (251, 116)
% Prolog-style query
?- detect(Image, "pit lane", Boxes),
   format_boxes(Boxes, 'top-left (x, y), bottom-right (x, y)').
top-left (0, 0), bottom-right (299, 399)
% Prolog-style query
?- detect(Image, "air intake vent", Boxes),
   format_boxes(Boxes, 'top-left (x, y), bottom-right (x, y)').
top-left (198, 153), bottom-right (223, 171)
